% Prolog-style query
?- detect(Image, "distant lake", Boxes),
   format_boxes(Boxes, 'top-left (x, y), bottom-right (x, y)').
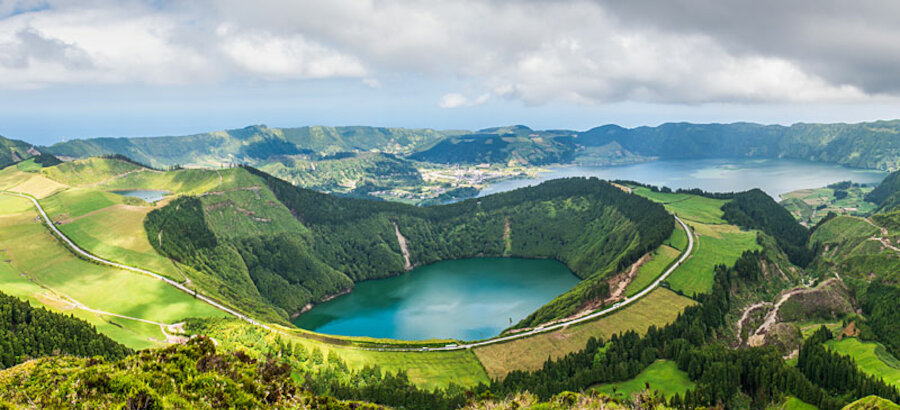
top-left (479, 158), bottom-right (888, 199)
top-left (293, 258), bottom-right (580, 340)
top-left (109, 190), bottom-right (169, 203)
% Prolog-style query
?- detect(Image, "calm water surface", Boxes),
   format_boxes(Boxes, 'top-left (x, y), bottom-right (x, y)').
top-left (293, 258), bottom-right (580, 340)
top-left (110, 190), bottom-right (169, 203)
top-left (479, 158), bottom-right (887, 199)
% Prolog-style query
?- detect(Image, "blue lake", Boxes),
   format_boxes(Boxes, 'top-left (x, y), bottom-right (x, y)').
top-left (293, 258), bottom-right (580, 340)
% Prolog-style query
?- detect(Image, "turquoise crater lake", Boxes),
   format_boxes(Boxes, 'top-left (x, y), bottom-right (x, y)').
top-left (293, 258), bottom-right (580, 341)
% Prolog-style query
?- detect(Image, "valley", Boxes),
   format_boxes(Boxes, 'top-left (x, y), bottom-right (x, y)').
top-left (1, 123), bottom-right (900, 409)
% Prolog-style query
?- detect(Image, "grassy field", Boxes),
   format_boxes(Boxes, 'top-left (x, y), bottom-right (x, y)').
top-left (592, 360), bottom-right (694, 400)
top-left (40, 157), bottom-right (142, 186)
top-left (780, 185), bottom-right (876, 225)
top-left (667, 222), bottom-right (760, 296)
top-left (629, 188), bottom-right (760, 295)
top-left (625, 244), bottom-right (680, 297)
top-left (0, 166), bottom-right (67, 198)
top-left (0, 194), bottom-right (226, 347)
top-left (825, 338), bottom-right (900, 387)
top-left (776, 396), bottom-right (818, 410)
top-left (632, 187), bottom-right (727, 224)
top-left (54, 204), bottom-right (185, 280)
top-left (473, 288), bottom-right (696, 380)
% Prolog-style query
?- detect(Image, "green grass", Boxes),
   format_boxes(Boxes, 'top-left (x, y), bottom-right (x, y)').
top-left (54, 204), bottom-right (185, 280)
top-left (0, 195), bottom-right (226, 329)
top-left (473, 288), bottom-right (696, 380)
top-left (632, 187), bottom-right (727, 224)
top-left (811, 215), bottom-right (878, 244)
top-left (15, 158), bottom-right (41, 172)
top-left (666, 222), bottom-right (761, 296)
top-left (776, 396), bottom-right (818, 410)
top-left (40, 157), bottom-right (142, 186)
top-left (592, 360), bottom-right (694, 400)
top-left (625, 244), bottom-right (680, 297)
top-left (825, 338), bottom-right (900, 387)
top-left (664, 220), bottom-right (689, 252)
top-left (41, 188), bottom-right (133, 220)
top-left (781, 185), bottom-right (876, 225)
top-left (196, 319), bottom-right (489, 390)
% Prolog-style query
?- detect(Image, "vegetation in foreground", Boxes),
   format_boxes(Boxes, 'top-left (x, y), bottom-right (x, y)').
top-left (0, 290), bottom-right (130, 369)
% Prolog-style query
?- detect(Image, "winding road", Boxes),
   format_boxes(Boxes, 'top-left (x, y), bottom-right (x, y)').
top-left (1, 191), bottom-right (271, 331)
top-left (3, 189), bottom-right (693, 352)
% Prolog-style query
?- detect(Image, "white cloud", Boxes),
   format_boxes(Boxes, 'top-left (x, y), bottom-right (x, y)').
top-left (0, 0), bottom-right (894, 106)
top-left (439, 92), bottom-right (489, 108)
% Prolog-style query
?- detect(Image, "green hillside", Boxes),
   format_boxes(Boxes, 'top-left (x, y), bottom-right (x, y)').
top-left (147, 171), bottom-right (673, 326)
top-left (0, 135), bottom-right (35, 169)
top-left (44, 125), bottom-right (451, 168)
top-left (578, 120), bottom-right (900, 170)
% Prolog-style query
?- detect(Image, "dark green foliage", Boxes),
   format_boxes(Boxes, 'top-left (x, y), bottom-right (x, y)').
top-left (859, 282), bottom-right (900, 358)
top-left (0, 290), bottom-right (131, 369)
top-left (828, 181), bottom-right (853, 190)
top-left (410, 132), bottom-right (576, 165)
top-left (147, 170), bottom-right (673, 325)
top-left (722, 189), bottom-right (814, 267)
top-left (866, 169), bottom-right (900, 211)
top-left (798, 327), bottom-right (900, 404)
top-left (834, 189), bottom-right (849, 200)
top-left (579, 120), bottom-right (900, 170)
top-left (0, 336), bottom-right (373, 409)
top-left (485, 250), bottom-right (898, 409)
top-left (0, 134), bottom-right (33, 169)
top-left (31, 153), bottom-right (62, 167)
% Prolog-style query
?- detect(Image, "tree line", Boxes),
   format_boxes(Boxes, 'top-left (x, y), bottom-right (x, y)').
top-left (0, 290), bottom-right (131, 369)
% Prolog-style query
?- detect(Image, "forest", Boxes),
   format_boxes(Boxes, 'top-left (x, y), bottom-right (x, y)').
top-left (0, 290), bottom-right (131, 369)
top-left (721, 189), bottom-right (816, 267)
top-left (146, 171), bottom-right (674, 326)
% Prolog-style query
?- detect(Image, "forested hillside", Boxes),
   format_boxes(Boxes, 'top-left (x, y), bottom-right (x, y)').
top-left (0, 135), bottom-right (35, 169)
top-left (44, 125), bottom-right (451, 167)
top-left (579, 120), bottom-right (900, 170)
top-left (866, 168), bottom-right (900, 211)
top-left (409, 131), bottom-right (576, 165)
top-left (146, 170), bottom-right (673, 327)
top-left (35, 120), bottom-right (900, 172)
top-left (0, 290), bottom-right (131, 369)
top-left (722, 189), bottom-right (815, 266)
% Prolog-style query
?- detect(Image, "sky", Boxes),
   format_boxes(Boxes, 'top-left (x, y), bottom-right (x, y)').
top-left (1, 0), bottom-right (899, 145)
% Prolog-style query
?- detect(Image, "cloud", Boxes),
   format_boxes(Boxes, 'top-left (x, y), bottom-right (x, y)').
top-left (439, 92), bottom-right (490, 108)
top-left (0, 0), bottom-right (896, 106)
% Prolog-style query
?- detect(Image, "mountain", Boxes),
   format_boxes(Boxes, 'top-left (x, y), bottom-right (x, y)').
top-left (408, 126), bottom-right (577, 165)
top-left (865, 168), bottom-right (900, 211)
top-left (578, 120), bottom-right (900, 170)
top-left (35, 119), bottom-right (900, 171)
top-left (44, 125), bottom-right (452, 168)
top-left (146, 170), bottom-right (673, 325)
top-left (0, 135), bottom-right (36, 169)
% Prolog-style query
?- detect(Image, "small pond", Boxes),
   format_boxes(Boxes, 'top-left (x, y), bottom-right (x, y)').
top-left (109, 190), bottom-right (169, 203)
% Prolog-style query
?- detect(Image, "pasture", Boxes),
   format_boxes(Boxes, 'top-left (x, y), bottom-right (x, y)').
top-left (592, 360), bottom-right (694, 400)
top-left (473, 288), bottom-right (696, 380)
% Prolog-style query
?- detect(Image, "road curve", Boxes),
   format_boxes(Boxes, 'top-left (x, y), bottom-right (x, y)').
top-left (4, 189), bottom-right (692, 352)
top-left (1, 191), bottom-right (271, 331)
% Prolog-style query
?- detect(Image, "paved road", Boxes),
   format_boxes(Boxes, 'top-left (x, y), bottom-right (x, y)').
top-left (1, 191), bottom-right (271, 331)
top-left (4, 189), bottom-right (692, 352)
